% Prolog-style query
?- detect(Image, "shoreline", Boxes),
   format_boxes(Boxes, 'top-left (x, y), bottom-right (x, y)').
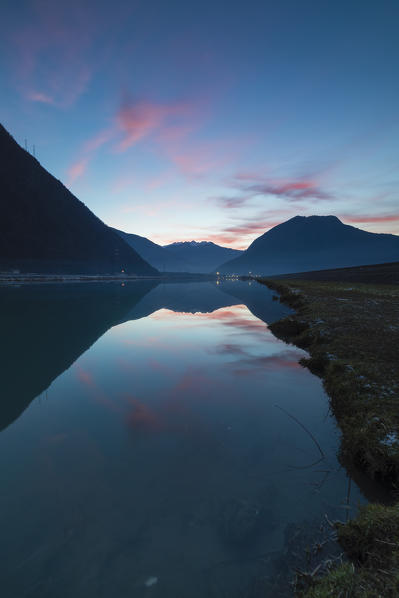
top-left (0, 273), bottom-right (219, 285)
top-left (258, 277), bottom-right (399, 596)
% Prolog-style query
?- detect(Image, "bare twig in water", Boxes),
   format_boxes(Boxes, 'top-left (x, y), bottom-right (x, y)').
top-left (287, 456), bottom-right (324, 470)
top-left (275, 404), bottom-right (325, 459)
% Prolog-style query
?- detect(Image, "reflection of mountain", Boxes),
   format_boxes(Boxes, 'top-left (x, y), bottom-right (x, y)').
top-left (125, 279), bottom-right (291, 323)
top-left (214, 280), bottom-right (292, 323)
top-left (0, 279), bottom-right (289, 431)
top-left (124, 281), bottom-right (238, 320)
top-left (0, 281), bottom-right (156, 431)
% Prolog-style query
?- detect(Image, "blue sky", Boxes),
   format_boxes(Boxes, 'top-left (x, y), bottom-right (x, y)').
top-left (1, 0), bottom-right (398, 248)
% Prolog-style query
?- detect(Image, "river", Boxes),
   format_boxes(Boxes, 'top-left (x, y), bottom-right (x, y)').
top-left (0, 279), bottom-right (366, 597)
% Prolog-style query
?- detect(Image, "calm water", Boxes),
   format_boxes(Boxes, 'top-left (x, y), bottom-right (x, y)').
top-left (0, 280), bottom-right (365, 597)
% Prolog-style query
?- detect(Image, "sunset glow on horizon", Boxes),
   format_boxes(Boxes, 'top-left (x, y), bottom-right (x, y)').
top-left (1, 0), bottom-right (398, 249)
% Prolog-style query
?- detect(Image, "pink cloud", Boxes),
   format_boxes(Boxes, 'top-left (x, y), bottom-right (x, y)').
top-left (67, 93), bottom-right (246, 188)
top-left (204, 208), bottom-right (296, 248)
top-left (223, 172), bottom-right (333, 204)
top-left (66, 128), bottom-right (114, 185)
top-left (11, 3), bottom-right (97, 107)
top-left (66, 96), bottom-right (200, 185)
top-left (210, 173), bottom-right (334, 224)
top-left (114, 96), bottom-right (240, 179)
top-left (26, 91), bottom-right (55, 104)
top-left (115, 99), bottom-right (193, 151)
top-left (67, 157), bottom-right (89, 185)
top-left (10, 2), bottom-right (135, 108)
top-left (248, 179), bottom-right (332, 200)
top-left (169, 149), bottom-right (216, 178)
top-left (83, 128), bottom-right (114, 153)
top-left (159, 131), bottom-right (251, 179)
top-left (342, 214), bottom-right (399, 224)
top-left (211, 194), bottom-right (253, 210)
top-left (223, 219), bottom-right (284, 236)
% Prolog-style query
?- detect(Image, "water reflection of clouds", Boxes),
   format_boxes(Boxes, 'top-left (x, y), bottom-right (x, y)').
top-left (209, 343), bottom-right (248, 356)
top-left (75, 364), bottom-right (122, 414)
top-left (125, 396), bottom-right (162, 432)
top-left (120, 336), bottom-right (166, 348)
top-left (76, 364), bottom-right (165, 434)
top-left (232, 350), bottom-right (303, 376)
top-left (209, 342), bottom-right (303, 374)
top-left (74, 303), bottom-right (302, 439)
top-left (75, 360), bottom-right (211, 437)
top-left (118, 333), bottom-right (195, 351)
top-left (123, 372), bottom-right (207, 435)
top-left (117, 357), bottom-right (139, 373)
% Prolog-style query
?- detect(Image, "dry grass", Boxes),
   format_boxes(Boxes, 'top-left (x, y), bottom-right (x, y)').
top-left (260, 279), bottom-right (399, 485)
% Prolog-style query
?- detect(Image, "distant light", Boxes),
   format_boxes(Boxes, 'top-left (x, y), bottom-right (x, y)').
top-left (121, 269), bottom-right (125, 273)
top-left (216, 272), bottom-right (220, 275)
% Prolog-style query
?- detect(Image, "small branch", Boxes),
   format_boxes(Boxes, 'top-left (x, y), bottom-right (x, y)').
top-left (275, 404), bottom-right (325, 459)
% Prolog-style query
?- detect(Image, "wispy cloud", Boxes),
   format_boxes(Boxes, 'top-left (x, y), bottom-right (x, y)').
top-left (213, 171), bottom-right (333, 211)
top-left (212, 194), bottom-right (253, 210)
top-left (26, 91), bottom-right (55, 105)
top-left (204, 208), bottom-right (297, 248)
top-left (10, 2), bottom-right (133, 108)
top-left (116, 98), bottom-right (194, 151)
top-left (66, 95), bottom-right (207, 184)
top-left (342, 213), bottom-right (399, 224)
top-left (67, 157), bottom-right (89, 185)
top-left (207, 220), bottom-right (282, 247)
top-left (66, 127), bottom-right (113, 185)
top-left (247, 178), bottom-right (332, 201)
top-left (11, 3), bottom-right (95, 107)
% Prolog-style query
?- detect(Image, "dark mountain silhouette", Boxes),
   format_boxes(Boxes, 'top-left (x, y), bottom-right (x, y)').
top-left (112, 229), bottom-right (189, 272)
top-left (113, 230), bottom-right (242, 273)
top-left (0, 124), bottom-right (157, 275)
top-left (163, 241), bottom-right (242, 273)
top-left (0, 281), bottom-right (157, 432)
top-left (217, 215), bottom-right (399, 275)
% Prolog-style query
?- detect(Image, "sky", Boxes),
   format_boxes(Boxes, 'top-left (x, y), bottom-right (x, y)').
top-left (1, 0), bottom-right (398, 249)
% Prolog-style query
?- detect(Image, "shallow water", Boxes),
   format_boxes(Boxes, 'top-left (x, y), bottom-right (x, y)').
top-left (0, 279), bottom-right (366, 597)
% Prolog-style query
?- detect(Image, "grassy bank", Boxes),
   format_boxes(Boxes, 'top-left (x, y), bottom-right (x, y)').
top-left (257, 277), bottom-right (399, 596)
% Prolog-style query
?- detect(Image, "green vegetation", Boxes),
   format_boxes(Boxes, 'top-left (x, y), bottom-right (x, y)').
top-left (303, 504), bottom-right (399, 597)
top-left (257, 278), bottom-right (399, 596)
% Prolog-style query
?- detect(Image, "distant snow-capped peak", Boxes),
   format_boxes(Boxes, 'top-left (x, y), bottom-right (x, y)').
top-left (167, 241), bottom-right (213, 247)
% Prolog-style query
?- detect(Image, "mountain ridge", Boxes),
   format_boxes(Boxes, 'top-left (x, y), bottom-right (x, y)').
top-left (216, 215), bottom-right (399, 275)
top-left (162, 239), bottom-right (242, 272)
top-left (0, 124), bottom-right (157, 275)
top-left (113, 229), bottom-right (242, 273)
